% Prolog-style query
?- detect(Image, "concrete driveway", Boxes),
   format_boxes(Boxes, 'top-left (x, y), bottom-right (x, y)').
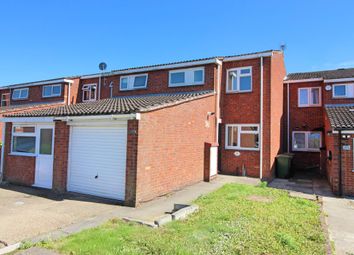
top-left (0, 184), bottom-right (119, 246)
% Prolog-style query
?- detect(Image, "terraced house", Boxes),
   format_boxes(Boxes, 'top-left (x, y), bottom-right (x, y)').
top-left (0, 50), bottom-right (287, 206)
top-left (284, 68), bottom-right (354, 196)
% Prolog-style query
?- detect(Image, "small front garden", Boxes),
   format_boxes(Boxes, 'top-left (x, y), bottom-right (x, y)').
top-left (40, 183), bottom-right (326, 254)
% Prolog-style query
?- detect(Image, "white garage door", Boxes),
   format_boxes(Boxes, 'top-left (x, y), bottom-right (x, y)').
top-left (68, 123), bottom-right (127, 201)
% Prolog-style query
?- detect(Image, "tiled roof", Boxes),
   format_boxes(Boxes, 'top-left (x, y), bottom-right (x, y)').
top-left (285, 68), bottom-right (354, 81)
top-left (4, 91), bottom-right (214, 118)
top-left (110, 50), bottom-right (278, 73)
top-left (325, 104), bottom-right (354, 130)
top-left (0, 101), bottom-right (65, 113)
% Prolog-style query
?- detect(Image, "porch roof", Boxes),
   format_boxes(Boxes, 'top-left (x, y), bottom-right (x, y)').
top-left (3, 90), bottom-right (214, 118)
top-left (325, 104), bottom-right (354, 130)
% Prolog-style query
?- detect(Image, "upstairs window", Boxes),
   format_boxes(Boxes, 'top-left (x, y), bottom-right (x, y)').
top-left (225, 124), bottom-right (259, 150)
top-left (298, 87), bottom-right (321, 107)
top-left (42, 84), bottom-right (62, 98)
top-left (333, 84), bottom-right (354, 98)
top-left (292, 131), bottom-right (321, 152)
top-left (169, 67), bottom-right (204, 87)
top-left (226, 67), bottom-right (252, 93)
top-left (120, 74), bottom-right (148, 91)
top-left (12, 88), bottom-right (29, 100)
top-left (82, 84), bottom-right (97, 102)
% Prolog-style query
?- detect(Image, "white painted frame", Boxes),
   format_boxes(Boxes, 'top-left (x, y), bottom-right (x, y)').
top-left (225, 124), bottom-right (260, 151)
top-left (332, 84), bottom-right (354, 99)
top-left (10, 124), bottom-right (37, 156)
top-left (292, 131), bottom-right (322, 152)
top-left (12, 88), bottom-right (29, 100)
top-left (298, 87), bottom-right (321, 107)
top-left (168, 67), bottom-right (205, 87)
top-left (120, 73), bottom-right (148, 91)
top-left (226, 66), bottom-right (252, 93)
top-left (42, 84), bottom-right (62, 98)
top-left (82, 83), bottom-right (97, 102)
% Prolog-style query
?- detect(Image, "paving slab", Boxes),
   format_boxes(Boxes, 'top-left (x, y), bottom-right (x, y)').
top-left (323, 196), bottom-right (354, 255)
top-left (15, 247), bottom-right (60, 255)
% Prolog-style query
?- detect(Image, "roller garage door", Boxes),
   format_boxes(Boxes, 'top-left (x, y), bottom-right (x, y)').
top-left (67, 123), bottom-right (127, 200)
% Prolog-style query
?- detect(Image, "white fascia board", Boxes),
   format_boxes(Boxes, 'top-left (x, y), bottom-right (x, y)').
top-left (0, 117), bottom-right (55, 123)
top-left (81, 59), bottom-right (220, 79)
top-left (324, 78), bottom-right (354, 83)
top-left (284, 78), bottom-right (323, 84)
top-left (54, 114), bottom-right (137, 122)
top-left (0, 79), bottom-right (74, 90)
top-left (222, 52), bottom-right (273, 62)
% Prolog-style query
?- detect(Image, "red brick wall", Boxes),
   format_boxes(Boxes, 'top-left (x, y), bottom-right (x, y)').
top-left (52, 121), bottom-right (70, 192)
top-left (3, 122), bottom-right (35, 185)
top-left (219, 57), bottom-right (273, 178)
top-left (324, 113), bottom-right (354, 196)
top-left (125, 119), bottom-right (139, 206)
top-left (5, 83), bottom-right (67, 105)
top-left (284, 81), bottom-right (324, 170)
top-left (269, 52), bottom-right (286, 178)
top-left (323, 81), bottom-right (354, 105)
top-left (78, 64), bottom-right (216, 102)
top-left (134, 94), bottom-right (216, 204)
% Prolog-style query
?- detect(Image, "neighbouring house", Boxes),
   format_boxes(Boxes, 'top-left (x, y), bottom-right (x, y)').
top-left (0, 50), bottom-right (286, 206)
top-left (283, 68), bottom-right (354, 196)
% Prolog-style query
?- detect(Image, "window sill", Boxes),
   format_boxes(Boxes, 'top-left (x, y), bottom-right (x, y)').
top-left (12, 98), bottom-right (29, 101)
top-left (9, 153), bottom-right (36, 157)
top-left (292, 149), bottom-right (320, 153)
top-left (168, 83), bottom-right (204, 88)
top-left (225, 90), bottom-right (252, 94)
top-left (42, 95), bottom-right (62, 98)
top-left (120, 87), bottom-right (148, 92)
top-left (225, 147), bottom-right (260, 151)
top-left (298, 105), bottom-right (321, 108)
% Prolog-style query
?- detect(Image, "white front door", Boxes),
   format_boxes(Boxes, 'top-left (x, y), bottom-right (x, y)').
top-left (34, 125), bottom-right (54, 189)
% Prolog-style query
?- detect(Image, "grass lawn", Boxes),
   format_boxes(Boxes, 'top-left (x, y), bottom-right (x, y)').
top-left (41, 183), bottom-right (326, 255)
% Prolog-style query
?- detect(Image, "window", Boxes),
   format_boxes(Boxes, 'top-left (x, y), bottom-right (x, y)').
top-left (120, 74), bottom-right (148, 91)
top-left (1, 93), bottom-right (10, 107)
top-left (169, 67), bottom-right (204, 87)
top-left (11, 125), bottom-right (36, 155)
top-left (12, 88), bottom-right (29, 100)
top-left (225, 124), bottom-right (259, 150)
top-left (292, 131), bottom-right (321, 152)
top-left (42, 84), bottom-right (61, 98)
top-left (333, 84), bottom-right (354, 98)
top-left (82, 84), bottom-right (97, 102)
top-left (226, 67), bottom-right (252, 93)
top-left (298, 87), bottom-right (321, 107)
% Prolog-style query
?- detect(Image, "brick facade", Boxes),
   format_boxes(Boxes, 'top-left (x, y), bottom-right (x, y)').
top-left (134, 94), bottom-right (216, 205)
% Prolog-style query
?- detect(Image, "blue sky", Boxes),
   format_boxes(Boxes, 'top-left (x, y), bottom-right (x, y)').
top-left (0, 0), bottom-right (353, 85)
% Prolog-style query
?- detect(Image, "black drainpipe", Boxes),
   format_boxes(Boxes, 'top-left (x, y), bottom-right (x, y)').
top-left (338, 130), bottom-right (343, 196)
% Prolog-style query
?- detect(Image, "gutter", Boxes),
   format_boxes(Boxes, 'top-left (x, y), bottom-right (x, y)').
top-left (259, 56), bottom-right (264, 180)
top-left (223, 51), bottom-right (273, 62)
top-left (287, 83), bottom-right (290, 152)
top-left (338, 130), bottom-right (343, 196)
top-left (0, 124), bottom-right (5, 183)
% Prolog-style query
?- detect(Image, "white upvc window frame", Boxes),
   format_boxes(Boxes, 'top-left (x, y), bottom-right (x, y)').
top-left (226, 66), bottom-right (253, 93)
top-left (12, 88), bottom-right (29, 100)
top-left (82, 83), bottom-right (97, 102)
top-left (120, 73), bottom-right (148, 91)
top-left (11, 124), bottom-right (37, 156)
top-left (42, 84), bottom-right (62, 98)
top-left (298, 87), bottom-right (321, 107)
top-left (292, 131), bottom-right (322, 152)
top-left (225, 124), bottom-right (260, 151)
top-left (168, 67), bottom-right (205, 87)
top-left (332, 84), bottom-right (354, 98)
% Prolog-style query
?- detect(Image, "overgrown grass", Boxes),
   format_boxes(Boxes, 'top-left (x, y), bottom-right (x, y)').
top-left (42, 184), bottom-right (326, 255)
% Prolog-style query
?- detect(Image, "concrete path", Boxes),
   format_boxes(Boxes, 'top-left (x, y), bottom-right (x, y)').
top-left (3, 175), bottom-right (258, 255)
top-left (323, 196), bottom-right (354, 255)
top-left (269, 174), bottom-right (354, 255)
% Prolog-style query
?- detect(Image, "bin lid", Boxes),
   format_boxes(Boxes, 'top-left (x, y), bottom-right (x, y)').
top-left (276, 154), bottom-right (294, 158)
